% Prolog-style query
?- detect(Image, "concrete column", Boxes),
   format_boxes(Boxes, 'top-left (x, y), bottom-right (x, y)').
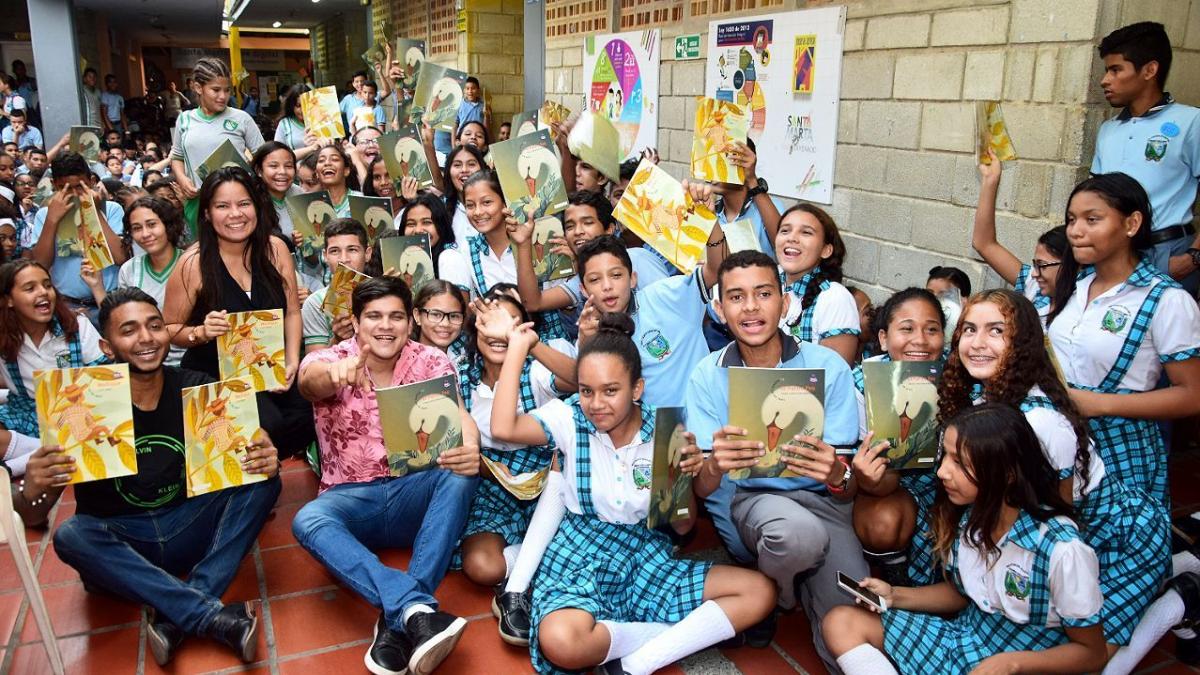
top-left (523, 0), bottom-right (544, 106)
top-left (27, 0), bottom-right (83, 140)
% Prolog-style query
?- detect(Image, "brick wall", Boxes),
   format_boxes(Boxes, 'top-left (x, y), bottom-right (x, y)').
top-left (543, 0), bottom-right (1200, 300)
top-left (462, 0), bottom-right (526, 136)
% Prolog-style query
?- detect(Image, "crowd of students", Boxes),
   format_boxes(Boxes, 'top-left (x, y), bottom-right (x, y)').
top-left (0, 18), bottom-right (1197, 675)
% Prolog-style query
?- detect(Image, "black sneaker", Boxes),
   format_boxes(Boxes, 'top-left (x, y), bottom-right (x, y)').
top-left (406, 610), bottom-right (467, 675)
top-left (366, 614), bottom-right (412, 675)
top-left (595, 659), bottom-right (630, 675)
top-left (146, 610), bottom-right (185, 666)
top-left (495, 591), bottom-right (531, 646)
top-left (866, 551), bottom-right (911, 588)
top-left (491, 581), bottom-right (506, 619)
top-left (1169, 572), bottom-right (1200, 665)
top-left (205, 601), bottom-right (259, 663)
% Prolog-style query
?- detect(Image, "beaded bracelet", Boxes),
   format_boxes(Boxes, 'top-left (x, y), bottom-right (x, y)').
top-left (17, 480), bottom-right (47, 507)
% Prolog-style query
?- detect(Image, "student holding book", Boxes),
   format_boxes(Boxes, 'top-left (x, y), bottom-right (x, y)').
top-left (686, 250), bottom-right (863, 669)
top-left (442, 144), bottom-right (486, 248)
top-left (453, 291), bottom-right (576, 646)
top-left (396, 193), bottom-right (472, 291)
top-left (365, 156), bottom-right (417, 216)
top-left (43, 288), bottom-right (282, 667)
top-left (849, 287), bottom-right (945, 587)
top-left (295, 276), bottom-right (481, 675)
top-left (710, 138), bottom-right (782, 258)
top-left (302, 218), bottom-right (372, 355)
top-left (971, 149), bottom-right (1065, 323)
top-left (111, 196), bottom-right (187, 365)
top-left (774, 204), bottom-right (861, 366)
top-left (939, 289), bottom-right (1172, 670)
top-left (163, 167), bottom-right (314, 460)
top-left (273, 85), bottom-right (320, 161)
top-left (314, 144), bottom-right (362, 219)
top-left (490, 312), bottom-right (776, 675)
top-left (822, 404), bottom-right (1109, 675)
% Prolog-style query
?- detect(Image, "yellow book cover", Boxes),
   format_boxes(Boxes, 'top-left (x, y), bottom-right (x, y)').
top-left (646, 407), bottom-right (693, 529)
top-left (34, 364), bottom-right (137, 484)
top-left (481, 455), bottom-right (549, 501)
top-left (323, 264), bottom-right (371, 321)
top-left (976, 101), bottom-right (1017, 164)
top-left (862, 361), bottom-right (941, 471)
top-left (377, 374), bottom-right (462, 477)
top-left (380, 235), bottom-right (434, 294)
top-left (218, 309), bottom-right (286, 392)
top-left (182, 378), bottom-right (266, 497)
top-left (538, 100), bottom-right (571, 139)
top-left (690, 97), bottom-right (750, 184)
top-left (613, 158), bottom-right (717, 273)
top-left (76, 192), bottom-right (115, 271)
top-left (727, 367), bottom-right (825, 480)
top-left (300, 86), bottom-right (345, 140)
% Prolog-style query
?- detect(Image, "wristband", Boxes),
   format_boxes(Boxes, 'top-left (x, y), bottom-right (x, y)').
top-left (826, 456), bottom-right (852, 495)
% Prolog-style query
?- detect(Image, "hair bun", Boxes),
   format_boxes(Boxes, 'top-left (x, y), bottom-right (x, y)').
top-left (597, 311), bottom-right (635, 338)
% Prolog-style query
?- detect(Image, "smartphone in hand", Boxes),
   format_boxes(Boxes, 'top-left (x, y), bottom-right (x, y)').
top-left (837, 571), bottom-right (887, 612)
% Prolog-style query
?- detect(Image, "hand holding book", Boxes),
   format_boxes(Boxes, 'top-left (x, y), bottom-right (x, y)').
top-left (850, 431), bottom-right (893, 492)
top-left (777, 435), bottom-right (842, 485)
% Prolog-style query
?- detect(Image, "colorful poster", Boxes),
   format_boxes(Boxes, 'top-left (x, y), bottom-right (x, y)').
top-left (377, 374), bottom-right (462, 477)
top-left (34, 364), bottom-right (136, 485)
top-left (976, 101), bottom-right (1017, 164)
top-left (380, 234), bottom-right (434, 294)
top-left (69, 126), bottom-right (102, 163)
top-left (379, 125), bottom-right (435, 190)
top-left (492, 129), bottom-right (569, 223)
top-left (613, 158), bottom-right (717, 274)
top-left (349, 194), bottom-right (395, 244)
top-left (286, 191), bottom-right (335, 278)
top-left (218, 309), bottom-right (287, 392)
top-left (182, 378), bottom-right (266, 497)
top-left (646, 407), bottom-right (693, 529)
top-left (862, 361), bottom-right (941, 471)
top-left (322, 264), bottom-right (371, 320)
top-left (726, 367), bottom-right (825, 480)
top-left (197, 139), bottom-right (251, 183)
top-left (300, 86), bottom-right (345, 140)
top-left (412, 62), bottom-right (468, 133)
top-left (690, 97), bottom-right (750, 183)
top-left (583, 30), bottom-right (660, 160)
top-left (706, 7), bottom-right (846, 203)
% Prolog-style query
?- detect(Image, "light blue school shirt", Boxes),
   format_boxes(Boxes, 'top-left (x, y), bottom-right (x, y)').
top-left (339, 93), bottom-right (365, 120)
top-left (716, 194), bottom-right (784, 258)
top-left (29, 200), bottom-right (125, 300)
top-left (1092, 95), bottom-right (1200, 231)
top-left (2, 125), bottom-right (42, 149)
top-left (685, 331), bottom-right (858, 562)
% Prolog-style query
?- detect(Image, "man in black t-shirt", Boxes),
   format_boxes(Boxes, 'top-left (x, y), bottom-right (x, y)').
top-left (20, 288), bottom-right (282, 666)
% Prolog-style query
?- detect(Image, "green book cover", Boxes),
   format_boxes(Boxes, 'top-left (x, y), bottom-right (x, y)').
top-left (646, 407), bottom-right (693, 529)
top-left (379, 125), bottom-right (435, 189)
top-left (182, 378), bottom-right (266, 497)
top-left (362, 22), bottom-right (391, 71)
top-left (349, 194), bottom-right (395, 244)
top-left (217, 309), bottom-right (286, 392)
top-left (69, 126), bottom-right (102, 163)
top-left (566, 111), bottom-right (621, 183)
top-left (31, 174), bottom-right (54, 207)
top-left (322, 263), bottom-right (371, 321)
top-left (863, 361), bottom-right (942, 471)
top-left (394, 39), bottom-right (427, 93)
top-left (196, 139), bottom-right (250, 184)
top-left (727, 367), bottom-right (825, 480)
top-left (511, 109), bottom-right (540, 138)
top-left (492, 129), bottom-right (568, 223)
top-left (380, 234), bottom-right (434, 294)
top-left (412, 62), bottom-right (467, 133)
top-left (34, 364), bottom-right (136, 485)
top-left (378, 374), bottom-right (462, 477)
top-left (285, 190), bottom-right (335, 277)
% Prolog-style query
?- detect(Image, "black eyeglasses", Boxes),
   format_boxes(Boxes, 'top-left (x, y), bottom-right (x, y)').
top-left (1031, 260), bottom-right (1062, 273)
top-left (419, 308), bottom-right (464, 325)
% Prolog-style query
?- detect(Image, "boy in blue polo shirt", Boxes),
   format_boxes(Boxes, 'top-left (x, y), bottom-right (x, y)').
top-left (686, 250), bottom-right (863, 672)
top-left (1093, 22), bottom-right (1200, 293)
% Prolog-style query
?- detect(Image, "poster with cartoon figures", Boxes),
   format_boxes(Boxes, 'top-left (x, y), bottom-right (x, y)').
top-left (706, 8), bottom-right (845, 203)
top-left (583, 30), bottom-right (660, 160)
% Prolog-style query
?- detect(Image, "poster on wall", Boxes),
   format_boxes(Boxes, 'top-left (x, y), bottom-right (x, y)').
top-left (706, 8), bottom-right (845, 204)
top-left (583, 30), bottom-right (660, 161)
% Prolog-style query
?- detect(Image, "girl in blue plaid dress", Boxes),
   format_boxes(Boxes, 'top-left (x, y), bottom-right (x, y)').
top-left (775, 204), bottom-right (861, 365)
top-left (491, 313), bottom-right (775, 675)
top-left (823, 403), bottom-right (1109, 675)
top-left (942, 289), bottom-right (1171, 665)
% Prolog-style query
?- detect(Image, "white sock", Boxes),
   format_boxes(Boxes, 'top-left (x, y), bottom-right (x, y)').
top-left (402, 603), bottom-right (435, 623)
top-left (1175, 551), bottom-right (1200, 577)
top-left (836, 644), bottom-right (898, 675)
top-left (599, 620), bottom-right (670, 662)
top-left (3, 432), bottom-right (38, 477)
top-left (505, 472), bottom-right (566, 594)
top-left (502, 543), bottom-right (521, 578)
top-left (1103, 590), bottom-right (1185, 675)
top-left (620, 601), bottom-right (735, 675)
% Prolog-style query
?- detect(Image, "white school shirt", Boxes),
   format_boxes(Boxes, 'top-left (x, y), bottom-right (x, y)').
top-left (450, 202), bottom-right (474, 250)
top-left (470, 360), bottom-right (559, 449)
top-left (953, 515), bottom-right (1103, 626)
top-left (1047, 264), bottom-right (1200, 392)
top-left (1014, 265), bottom-right (1051, 327)
top-left (532, 397), bottom-right (654, 524)
top-left (117, 251), bottom-right (186, 366)
top-left (1, 320), bottom-right (105, 397)
top-left (462, 236), bottom-right (570, 299)
top-left (780, 276), bottom-right (860, 342)
top-left (438, 246), bottom-right (473, 292)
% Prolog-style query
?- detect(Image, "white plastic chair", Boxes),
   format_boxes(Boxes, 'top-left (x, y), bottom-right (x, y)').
top-left (0, 478), bottom-right (64, 674)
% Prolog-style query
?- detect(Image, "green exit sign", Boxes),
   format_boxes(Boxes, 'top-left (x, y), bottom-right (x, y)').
top-left (674, 34), bottom-right (701, 60)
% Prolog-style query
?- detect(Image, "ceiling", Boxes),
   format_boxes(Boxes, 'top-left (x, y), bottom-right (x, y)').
top-left (233, 0), bottom-right (365, 31)
top-left (75, 0), bottom-right (225, 45)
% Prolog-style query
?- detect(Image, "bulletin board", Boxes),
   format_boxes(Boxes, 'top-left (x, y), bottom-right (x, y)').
top-left (583, 29), bottom-right (661, 160)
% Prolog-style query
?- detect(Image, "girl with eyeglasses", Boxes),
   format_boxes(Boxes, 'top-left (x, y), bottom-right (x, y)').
top-left (411, 280), bottom-right (468, 365)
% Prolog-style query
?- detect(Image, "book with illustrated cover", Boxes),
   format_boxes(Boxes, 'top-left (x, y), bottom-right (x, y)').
top-left (862, 361), bottom-right (941, 471)
top-left (482, 455), bottom-right (549, 501)
top-left (34, 364), bottom-right (136, 484)
top-left (285, 190), bottom-right (335, 277)
top-left (723, 218), bottom-right (762, 253)
top-left (218, 310), bottom-right (286, 393)
top-left (196, 139), bottom-right (250, 183)
top-left (361, 22), bottom-right (391, 72)
top-left (511, 110), bottom-right (540, 138)
top-left (70, 126), bottom-right (102, 163)
top-left (54, 192), bottom-right (114, 270)
top-left (380, 125), bottom-right (435, 189)
top-left (412, 63), bottom-right (467, 133)
top-left (646, 407), bottom-right (693, 529)
top-left (380, 234), bottom-right (434, 294)
top-left (976, 101), bottom-right (1017, 164)
top-left (492, 129), bottom-right (569, 223)
top-left (523, 216), bottom-right (575, 282)
top-left (394, 39), bottom-right (427, 93)
top-left (349, 194), bottom-right (395, 244)
top-left (300, 86), bottom-right (345, 140)
top-left (322, 264), bottom-right (371, 321)
top-left (691, 97), bottom-right (750, 184)
top-left (727, 367), bottom-right (825, 480)
top-left (378, 374), bottom-right (462, 477)
top-left (182, 378), bottom-right (266, 497)
top-left (613, 158), bottom-right (717, 274)
top-left (566, 111), bottom-right (621, 184)
top-left (539, 100), bottom-right (571, 139)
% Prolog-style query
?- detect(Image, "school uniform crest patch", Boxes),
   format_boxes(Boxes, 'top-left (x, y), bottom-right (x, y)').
top-left (632, 458), bottom-right (652, 490)
top-left (223, 119), bottom-right (239, 132)
top-left (1144, 134), bottom-right (1169, 162)
top-left (1101, 305), bottom-right (1131, 334)
top-left (641, 330), bottom-right (671, 361)
top-left (1003, 563), bottom-right (1031, 600)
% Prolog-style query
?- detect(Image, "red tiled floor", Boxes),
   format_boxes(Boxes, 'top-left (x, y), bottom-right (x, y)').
top-left (0, 591), bottom-right (24, 647)
top-left (9, 626), bottom-right (140, 675)
top-left (260, 545), bottom-right (336, 598)
top-left (19, 581), bottom-right (140, 641)
top-left (438, 619), bottom-right (535, 674)
top-left (256, 502), bottom-right (303, 550)
top-left (277, 469), bottom-right (319, 506)
top-left (268, 587), bottom-right (377, 657)
top-left (774, 608), bottom-right (828, 675)
top-left (221, 555), bottom-right (263, 603)
top-left (143, 607), bottom-right (270, 675)
top-left (720, 643), bottom-right (802, 673)
top-left (277, 643), bottom-right (370, 674)
top-left (0, 542), bottom-right (42, 592)
top-left (36, 541), bottom-right (81, 586)
top-left (433, 571), bottom-right (493, 618)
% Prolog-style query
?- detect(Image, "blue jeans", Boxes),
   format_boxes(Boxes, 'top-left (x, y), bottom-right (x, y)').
top-left (292, 471), bottom-right (478, 632)
top-left (53, 477), bottom-right (281, 634)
